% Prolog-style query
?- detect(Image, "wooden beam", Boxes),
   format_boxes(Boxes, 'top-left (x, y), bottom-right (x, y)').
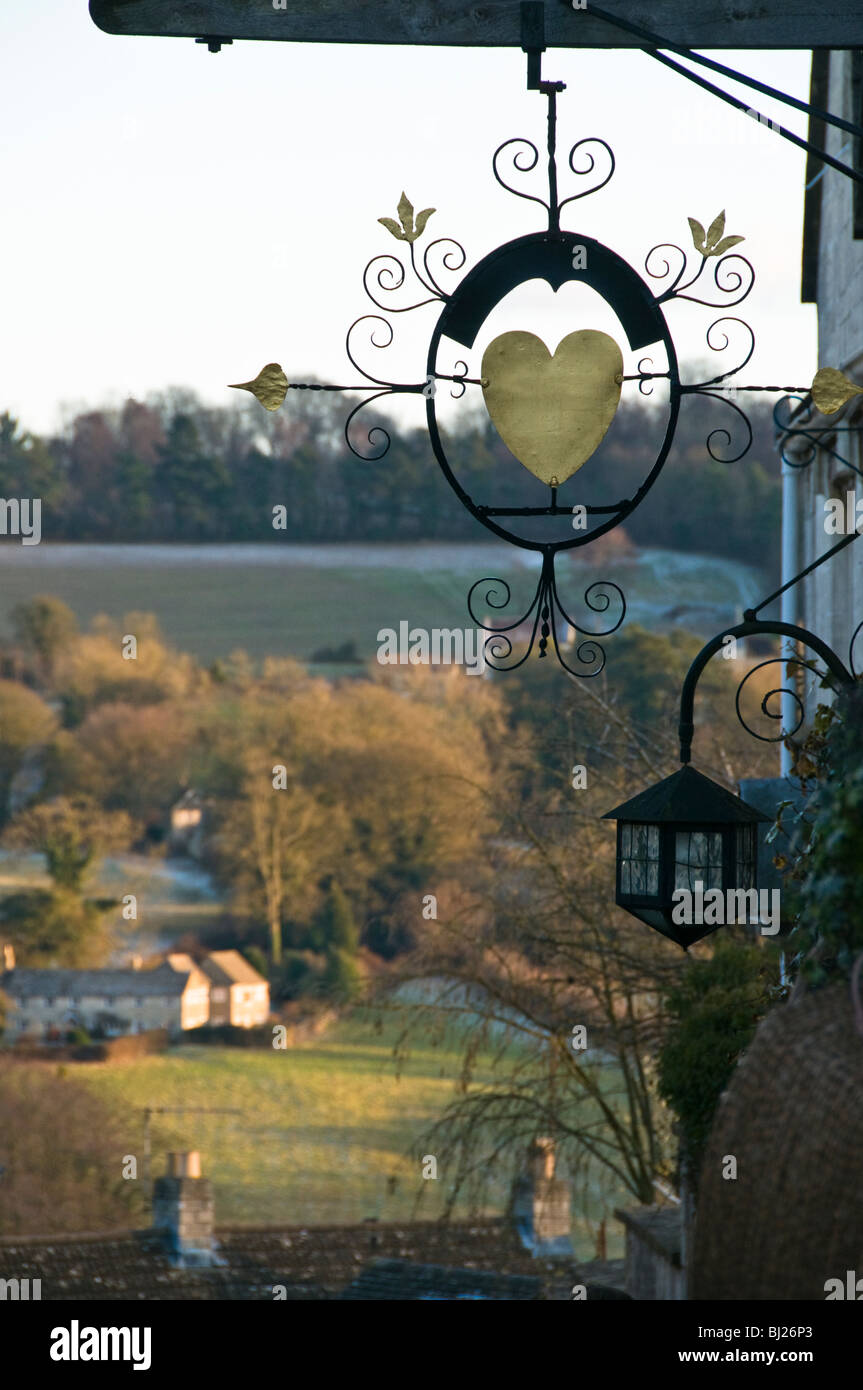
top-left (88, 1), bottom-right (863, 50)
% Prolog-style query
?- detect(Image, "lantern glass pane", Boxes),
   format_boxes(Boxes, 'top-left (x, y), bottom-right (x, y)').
top-left (619, 821), bottom-right (660, 898)
top-left (736, 824), bottom-right (756, 889)
top-left (674, 829), bottom-right (723, 891)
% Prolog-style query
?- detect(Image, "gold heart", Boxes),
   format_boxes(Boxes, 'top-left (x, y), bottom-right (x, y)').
top-left (481, 330), bottom-right (624, 486)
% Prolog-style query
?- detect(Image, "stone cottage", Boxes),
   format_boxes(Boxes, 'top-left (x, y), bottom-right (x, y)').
top-left (166, 950), bottom-right (270, 1027)
top-left (0, 957), bottom-right (210, 1041)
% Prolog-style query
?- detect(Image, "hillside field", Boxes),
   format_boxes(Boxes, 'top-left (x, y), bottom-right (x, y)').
top-left (75, 1011), bottom-right (627, 1257)
top-left (0, 543), bottom-right (762, 665)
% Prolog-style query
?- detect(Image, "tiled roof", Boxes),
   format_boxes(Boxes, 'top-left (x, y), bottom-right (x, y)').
top-left (0, 1221), bottom-right (625, 1301)
top-left (1, 962), bottom-right (195, 1000)
top-left (165, 953), bottom-right (199, 975)
top-left (198, 951), bottom-right (266, 986)
top-left (341, 1258), bottom-right (542, 1300)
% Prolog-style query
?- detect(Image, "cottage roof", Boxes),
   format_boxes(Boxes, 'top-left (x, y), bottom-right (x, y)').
top-left (0, 1220), bottom-right (622, 1301)
top-left (1, 962), bottom-right (197, 1000)
top-left (165, 953), bottom-right (198, 975)
top-left (198, 951), bottom-right (266, 986)
top-left (341, 1257), bottom-right (542, 1300)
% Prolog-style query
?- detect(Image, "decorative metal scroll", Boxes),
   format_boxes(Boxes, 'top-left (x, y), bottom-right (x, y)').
top-left (678, 618), bottom-right (857, 765)
top-left (468, 558), bottom-right (625, 676)
top-left (229, 82), bottom-right (832, 678)
top-left (773, 393), bottom-right (863, 479)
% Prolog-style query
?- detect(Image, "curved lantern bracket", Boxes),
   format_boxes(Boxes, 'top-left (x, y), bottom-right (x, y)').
top-left (678, 619), bottom-right (856, 765)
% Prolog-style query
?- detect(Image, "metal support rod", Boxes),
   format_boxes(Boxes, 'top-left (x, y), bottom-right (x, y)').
top-left (568, 2), bottom-right (863, 147)
top-left (546, 83), bottom-right (560, 229)
top-left (644, 48), bottom-right (863, 191)
top-left (561, 2), bottom-right (863, 186)
top-left (749, 526), bottom-right (862, 618)
top-left (678, 620), bottom-right (854, 764)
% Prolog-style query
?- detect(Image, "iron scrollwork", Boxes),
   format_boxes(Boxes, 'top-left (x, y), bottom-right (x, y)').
top-left (678, 619), bottom-right (857, 764)
top-left (232, 81), bottom-right (827, 681)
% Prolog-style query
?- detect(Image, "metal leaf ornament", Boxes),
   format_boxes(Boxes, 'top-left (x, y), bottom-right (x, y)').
top-left (378, 192), bottom-right (435, 244)
top-left (228, 363), bottom-right (289, 412)
top-left (811, 367), bottom-right (863, 415)
top-left (687, 210), bottom-right (745, 258)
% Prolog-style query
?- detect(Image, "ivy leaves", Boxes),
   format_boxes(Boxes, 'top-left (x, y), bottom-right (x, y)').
top-left (687, 210), bottom-right (745, 259)
top-left (781, 686), bottom-right (863, 987)
top-left (378, 192), bottom-right (435, 244)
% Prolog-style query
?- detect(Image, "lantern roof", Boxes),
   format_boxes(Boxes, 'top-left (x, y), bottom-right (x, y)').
top-left (603, 765), bottom-right (770, 826)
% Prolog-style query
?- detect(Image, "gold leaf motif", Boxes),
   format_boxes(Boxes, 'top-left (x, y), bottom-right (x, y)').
top-left (706, 210), bottom-right (726, 248)
top-left (811, 366), bottom-right (863, 415)
top-left (397, 191), bottom-right (414, 240)
top-left (378, 194), bottom-right (435, 244)
top-left (688, 217), bottom-right (706, 249)
top-left (713, 234), bottom-right (745, 256)
top-left (378, 216), bottom-right (406, 241)
top-left (228, 363), bottom-right (289, 412)
top-left (688, 210), bottom-right (744, 258)
top-left (481, 330), bottom-right (623, 486)
top-left (413, 207), bottom-right (436, 240)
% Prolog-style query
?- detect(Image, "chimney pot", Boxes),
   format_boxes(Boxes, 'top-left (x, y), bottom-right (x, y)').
top-left (153, 1152), bottom-right (213, 1264)
top-left (511, 1137), bottom-right (573, 1257)
top-left (167, 1150), bottom-right (202, 1179)
top-left (529, 1136), bottom-right (556, 1180)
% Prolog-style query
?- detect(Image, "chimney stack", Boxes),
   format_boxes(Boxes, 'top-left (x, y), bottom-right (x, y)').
top-left (511, 1137), bottom-right (573, 1258)
top-left (152, 1151), bottom-right (214, 1265)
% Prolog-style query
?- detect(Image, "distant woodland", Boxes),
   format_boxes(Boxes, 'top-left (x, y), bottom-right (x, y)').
top-left (0, 385), bottom-right (781, 576)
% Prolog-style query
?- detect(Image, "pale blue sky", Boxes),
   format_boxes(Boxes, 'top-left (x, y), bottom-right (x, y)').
top-left (0, 3), bottom-right (818, 436)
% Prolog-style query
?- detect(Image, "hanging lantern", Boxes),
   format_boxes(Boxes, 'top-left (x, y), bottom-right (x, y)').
top-left (603, 766), bottom-right (770, 949)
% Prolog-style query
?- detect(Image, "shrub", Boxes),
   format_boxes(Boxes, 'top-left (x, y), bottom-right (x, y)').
top-left (656, 937), bottom-right (776, 1189)
top-left (188, 1023), bottom-right (273, 1048)
top-left (275, 950), bottom-right (323, 1001)
top-left (321, 948), bottom-right (362, 1004)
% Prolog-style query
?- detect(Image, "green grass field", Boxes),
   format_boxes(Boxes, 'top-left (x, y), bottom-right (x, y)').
top-left (0, 547), bottom-right (524, 665)
top-left (77, 1015), bottom-right (507, 1227)
top-left (0, 543), bottom-right (760, 665)
top-left (75, 1012), bottom-right (628, 1255)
